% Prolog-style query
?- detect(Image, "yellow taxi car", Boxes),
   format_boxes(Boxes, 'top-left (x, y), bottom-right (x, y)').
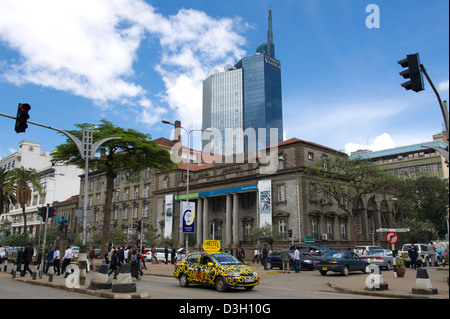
top-left (174, 252), bottom-right (260, 292)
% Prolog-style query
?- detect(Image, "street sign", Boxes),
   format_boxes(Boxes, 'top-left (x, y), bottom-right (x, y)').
top-left (305, 236), bottom-right (315, 244)
top-left (181, 201), bottom-right (196, 233)
top-left (386, 232), bottom-right (399, 244)
top-left (376, 228), bottom-right (410, 233)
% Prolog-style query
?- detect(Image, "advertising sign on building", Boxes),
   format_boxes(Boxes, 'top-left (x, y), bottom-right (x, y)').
top-left (258, 180), bottom-right (272, 227)
top-left (181, 201), bottom-right (196, 233)
top-left (164, 195), bottom-right (173, 238)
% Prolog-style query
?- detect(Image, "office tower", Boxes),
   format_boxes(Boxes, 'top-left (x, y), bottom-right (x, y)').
top-left (203, 10), bottom-right (283, 155)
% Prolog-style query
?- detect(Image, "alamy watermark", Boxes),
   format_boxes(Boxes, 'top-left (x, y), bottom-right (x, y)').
top-left (366, 4), bottom-right (380, 29)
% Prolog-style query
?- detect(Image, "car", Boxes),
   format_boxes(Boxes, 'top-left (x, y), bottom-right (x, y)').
top-left (314, 251), bottom-right (370, 276)
top-left (70, 246), bottom-right (80, 259)
top-left (289, 244), bottom-right (331, 257)
top-left (0, 247), bottom-right (6, 263)
top-left (142, 247), bottom-right (171, 262)
top-left (174, 252), bottom-right (259, 292)
top-left (361, 249), bottom-right (394, 270)
top-left (354, 245), bottom-right (384, 256)
top-left (267, 250), bottom-right (315, 270)
top-left (398, 244), bottom-right (430, 267)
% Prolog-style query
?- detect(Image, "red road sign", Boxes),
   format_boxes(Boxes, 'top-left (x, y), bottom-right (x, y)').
top-left (386, 232), bottom-right (398, 244)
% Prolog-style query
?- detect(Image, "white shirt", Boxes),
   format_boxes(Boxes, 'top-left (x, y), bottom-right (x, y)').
top-left (53, 249), bottom-right (60, 259)
top-left (294, 249), bottom-right (300, 260)
top-left (62, 248), bottom-right (73, 260)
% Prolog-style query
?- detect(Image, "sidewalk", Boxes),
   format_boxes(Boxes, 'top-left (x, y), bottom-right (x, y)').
top-left (1, 260), bottom-right (448, 299)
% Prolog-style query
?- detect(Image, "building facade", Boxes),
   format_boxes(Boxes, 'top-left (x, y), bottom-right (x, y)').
top-left (0, 141), bottom-right (82, 237)
top-left (202, 10), bottom-right (283, 155)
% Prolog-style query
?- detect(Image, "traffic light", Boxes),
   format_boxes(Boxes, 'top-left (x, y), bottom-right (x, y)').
top-left (37, 206), bottom-right (55, 222)
top-left (135, 220), bottom-right (142, 232)
top-left (398, 53), bottom-right (424, 93)
top-left (288, 229), bottom-right (293, 238)
top-left (14, 103), bottom-right (31, 133)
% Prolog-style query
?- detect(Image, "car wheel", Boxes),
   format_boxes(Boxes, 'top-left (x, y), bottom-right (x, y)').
top-left (266, 262), bottom-right (272, 269)
top-left (179, 274), bottom-right (190, 287)
top-left (341, 266), bottom-right (349, 276)
top-left (215, 277), bottom-right (227, 292)
top-left (319, 270), bottom-right (327, 276)
top-left (386, 262), bottom-right (391, 271)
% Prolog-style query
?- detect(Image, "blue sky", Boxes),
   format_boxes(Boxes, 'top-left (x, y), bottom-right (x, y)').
top-left (0, 0), bottom-right (448, 160)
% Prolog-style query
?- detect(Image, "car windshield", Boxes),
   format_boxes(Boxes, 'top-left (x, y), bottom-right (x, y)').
top-left (212, 253), bottom-right (242, 265)
top-left (324, 252), bottom-right (344, 259)
top-left (367, 250), bottom-right (385, 256)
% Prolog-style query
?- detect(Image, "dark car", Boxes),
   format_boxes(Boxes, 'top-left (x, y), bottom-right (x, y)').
top-left (267, 250), bottom-right (315, 270)
top-left (314, 251), bottom-right (370, 276)
top-left (289, 244), bottom-right (331, 257)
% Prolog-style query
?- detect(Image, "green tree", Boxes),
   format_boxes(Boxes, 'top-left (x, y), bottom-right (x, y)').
top-left (304, 156), bottom-right (396, 245)
top-left (51, 120), bottom-right (176, 256)
top-left (249, 224), bottom-right (283, 249)
top-left (0, 167), bottom-right (16, 216)
top-left (5, 167), bottom-right (42, 246)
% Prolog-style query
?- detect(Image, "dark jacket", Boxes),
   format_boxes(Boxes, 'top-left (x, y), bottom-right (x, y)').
top-left (23, 246), bottom-right (34, 263)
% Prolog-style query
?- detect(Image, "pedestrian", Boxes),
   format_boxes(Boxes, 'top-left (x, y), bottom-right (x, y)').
top-left (151, 246), bottom-right (156, 263)
top-left (21, 244), bottom-right (34, 277)
top-left (171, 247), bottom-right (176, 264)
top-left (253, 248), bottom-right (259, 263)
top-left (141, 250), bottom-right (147, 270)
top-left (129, 248), bottom-right (141, 280)
top-left (88, 247), bottom-right (96, 272)
top-left (15, 247), bottom-right (24, 274)
top-left (118, 246), bottom-right (124, 264)
top-left (61, 246), bottom-right (73, 278)
top-left (280, 246), bottom-right (290, 273)
top-left (428, 242), bottom-right (436, 266)
top-left (108, 249), bottom-right (120, 279)
top-left (262, 245), bottom-right (269, 270)
top-left (294, 246), bottom-right (301, 273)
top-left (124, 246), bottom-right (130, 263)
top-left (164, 246), bottom-right (169, 264)
top-left (44, 244), bottom-right (54, 274)
top-left (408, 243), bottom-right (418, 270)
top-left (53, 246), bottom-right (61, 275)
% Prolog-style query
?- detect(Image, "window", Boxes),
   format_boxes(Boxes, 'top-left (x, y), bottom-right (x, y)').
top-left (311, 217), bottom-right (319, 239)
top-left (355, 215), bottom-right (362, 234)
top-left (277, 184), bottom-right (286, 202)
top-left (340, 220), bottom-right (347, 240)
top-left (278, 220), bottom-right (287, 238)
top-left (142, 203), bottom-right (149, 218)
top-left (326, 218), bottom-right (333, 240)
top-left (308, 152), bottom-right (314, 161)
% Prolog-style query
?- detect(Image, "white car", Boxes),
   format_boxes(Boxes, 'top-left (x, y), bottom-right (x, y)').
top-left (355, 245), bottom-right (383, 256)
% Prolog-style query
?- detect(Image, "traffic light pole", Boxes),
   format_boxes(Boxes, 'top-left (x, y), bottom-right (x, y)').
top-left (419, 64), bottom-right (449, 163)
top-left (39, 204), bottom-right (49, 279)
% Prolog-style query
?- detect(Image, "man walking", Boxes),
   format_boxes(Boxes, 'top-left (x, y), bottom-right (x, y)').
top-left (262, 245), bottom-right (269, 270)
top-left (294, 246), bottom-right (301, 273)
top-left (62, 246), bottom-right (73, 278)
top-left (280, 246), bottom-right (290, 273)
top-left (21, 244), bottom-right (34, 277)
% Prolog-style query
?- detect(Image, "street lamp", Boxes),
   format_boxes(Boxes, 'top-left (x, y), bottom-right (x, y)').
top-left (279, 156), bottom-right (302, 244)
top-left (162, 120), bottom-right (212, 252)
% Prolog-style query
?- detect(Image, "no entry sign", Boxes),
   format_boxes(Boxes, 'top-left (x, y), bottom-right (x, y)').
top-left (386, 232), bottom-right (399, 244)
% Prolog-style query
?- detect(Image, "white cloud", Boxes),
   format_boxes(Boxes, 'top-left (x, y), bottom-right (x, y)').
top-left (344, 133), bottom-right (396, 155)
top-left (0, 0), bottom-right (248, 128)
top-left (439, 80), bottom-right (449, 92)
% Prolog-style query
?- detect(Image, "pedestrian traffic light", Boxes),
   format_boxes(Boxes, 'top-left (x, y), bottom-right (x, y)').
top-left (14, 103), bottom-right (31, 133)
top-left (135, 220), bottom-right (142, 232)
top-left (288, 229), bottom-right (293, 238)
top-left (37, 206), bottom-right (55, 222)
top-left (398, 53), bottom-right (424, 93)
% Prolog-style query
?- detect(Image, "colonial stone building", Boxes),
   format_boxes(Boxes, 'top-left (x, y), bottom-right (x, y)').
top-left (152, 138), bottom-right (397, 250)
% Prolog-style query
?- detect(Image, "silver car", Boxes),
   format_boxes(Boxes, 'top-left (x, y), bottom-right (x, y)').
top-left (362, 249), bottom-right (394, 270)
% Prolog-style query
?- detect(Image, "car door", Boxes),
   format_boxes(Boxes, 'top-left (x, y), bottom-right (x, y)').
top-left (185, 253), bottom-right (201, 284)
top-left (199, 254), bottom-right (217, 285)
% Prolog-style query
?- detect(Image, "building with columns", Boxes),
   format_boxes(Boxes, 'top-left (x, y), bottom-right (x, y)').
top-left (153, 138), bottom-right (399, 250)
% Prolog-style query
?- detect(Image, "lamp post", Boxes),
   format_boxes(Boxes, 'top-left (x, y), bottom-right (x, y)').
top-left (279, 157), bottom-right (301, 244)
top-left (162, 120), bottom-right (211, 254)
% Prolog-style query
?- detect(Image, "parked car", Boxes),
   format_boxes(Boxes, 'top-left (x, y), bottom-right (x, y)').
top-left (267, 250), bottom-right (315, 270)
top-left (314, 251), bottom-right (370, 276)
top-left (70, 246), bottom-right (80, 259)
top-left (361, 249), bottom-right (394, 270)
top-left (174, 252), bottom-right (259, 292)
top-left (0, 247), bottom-right (6, 263)
top-left (142, 247), bottom-right (170, 262)
top-left (355, 245), bottom-right (384, 256)
top-left (289, 244), bottom-right (331, 257)
top-left (398, 244), bottom-right (430, 267)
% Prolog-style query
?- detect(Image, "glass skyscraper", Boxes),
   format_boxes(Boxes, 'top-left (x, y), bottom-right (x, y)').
top-left (203, 10), bottom-right (283, 155)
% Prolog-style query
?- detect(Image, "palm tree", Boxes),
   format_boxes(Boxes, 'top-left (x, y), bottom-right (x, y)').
top-left (5, 167), bottom-right (42, 246)
top-left (0, 167), bottom-right (16, 216)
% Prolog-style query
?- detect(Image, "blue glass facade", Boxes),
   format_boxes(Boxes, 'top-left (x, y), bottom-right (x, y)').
top-left (202, 10), bottom-right (283, 154)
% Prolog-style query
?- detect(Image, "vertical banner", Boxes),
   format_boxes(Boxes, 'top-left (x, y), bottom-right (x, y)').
top-left (181, 201), bottom-right (196, 233)
top-left (258, 180), bottom-right (272, 227)
top-left (164, 194), bottom-right (173, 238)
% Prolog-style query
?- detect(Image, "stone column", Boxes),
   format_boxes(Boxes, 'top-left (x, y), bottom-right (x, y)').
top-left (225, 195), bottom-right (232, 248)
top-left (232, 193), bottom-right (239, 248)
top-left (203, 198), bottom-right (209, 241)
top-left (197, 198), bottom-right (203, 248)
